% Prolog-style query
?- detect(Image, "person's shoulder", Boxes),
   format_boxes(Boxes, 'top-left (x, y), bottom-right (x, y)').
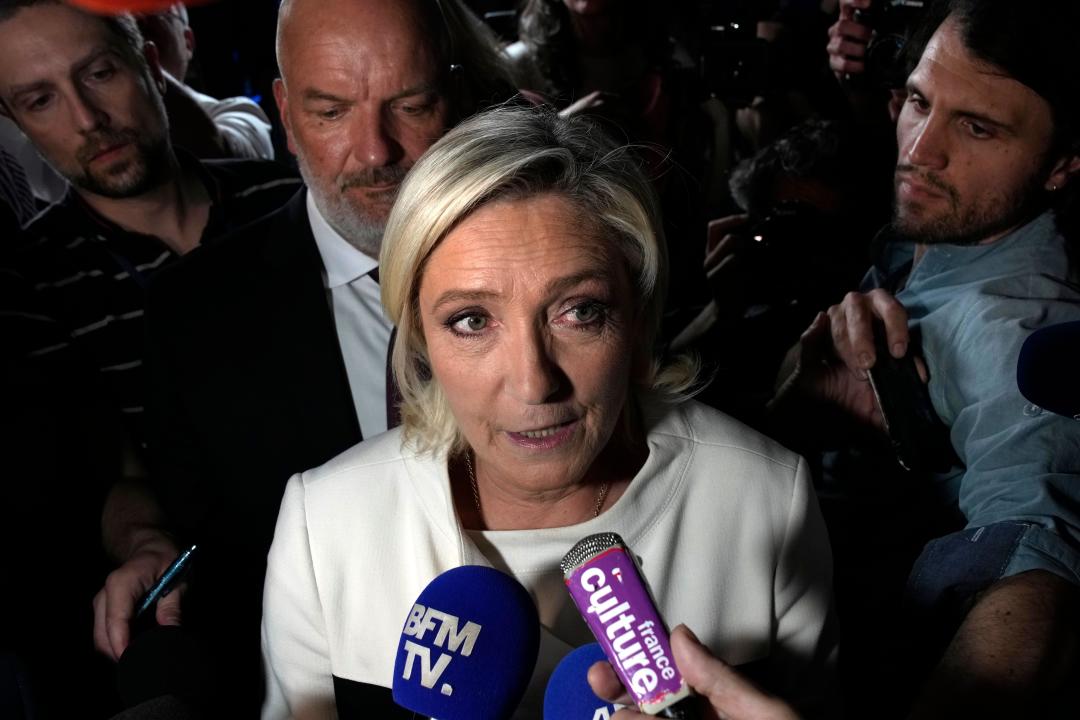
top-left (295, 429), bottom-right (435, 515)
top-left (10, 198), bottom-right (86, 275)
top-left (195, 92), bottom-right (267, 117)
top-left (202, 157), bottom-right (301, 210)
top-left (969, 213), bottom-right (1071, 288)
top-left (201, 190), bottom-right (302, 255)
top-left (19, 196), bottom-right (77, 244)
top-left (945, 219), bottom-right (1079, 341)
top-left (152, 192), bottom-right (302, 294)
top-left (651, 399), bottom-right (803, 473)
top-left (201, 156), bottom-right (297, 188)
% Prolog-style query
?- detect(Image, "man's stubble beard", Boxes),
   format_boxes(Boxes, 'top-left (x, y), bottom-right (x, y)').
top-left (296, 150), bottom-right (404, 259)
top-left (69, 125), bottom-right (172, 199)
top-left (890, 164), bottom-right (1049, 247)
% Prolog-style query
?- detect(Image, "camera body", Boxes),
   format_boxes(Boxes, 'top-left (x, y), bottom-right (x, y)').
top-left (728, 202), bottom-right (829, 308)
top-left (867, 325), bottom-right (959, 473)
top-left (698, 8), bottom-right (772, 101)
top-left (853, 0), bottom-right (931, 89)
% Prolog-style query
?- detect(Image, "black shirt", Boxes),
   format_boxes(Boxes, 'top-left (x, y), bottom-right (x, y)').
top-left (4, 155), bottom-right (301, 446)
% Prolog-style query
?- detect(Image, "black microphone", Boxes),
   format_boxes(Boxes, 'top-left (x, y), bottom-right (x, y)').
top-left (1017, 321), bottom-right (1080, 419)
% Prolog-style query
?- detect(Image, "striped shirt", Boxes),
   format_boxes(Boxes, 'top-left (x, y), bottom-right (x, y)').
top-left (5, 156), bottom-right (301, 446)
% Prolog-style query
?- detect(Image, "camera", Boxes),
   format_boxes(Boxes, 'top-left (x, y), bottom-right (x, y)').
top-left (699, 10), bottom-right (772, 101)
top-left (853, 0), bottom-right (930, 89)
top-left (728, 202), bottom-right (832, 308)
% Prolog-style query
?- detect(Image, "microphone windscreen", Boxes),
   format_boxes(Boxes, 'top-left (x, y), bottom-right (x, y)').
top-left (391, 566), bottom-right (540, 720)
top-left (1017, 321), bottom-right (1080, 419)
top-left (543, 643), bottom-right (620, 720)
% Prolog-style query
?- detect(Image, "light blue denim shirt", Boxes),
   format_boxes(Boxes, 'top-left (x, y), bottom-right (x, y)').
top-left (866, 211), bottom-right (1080, 584)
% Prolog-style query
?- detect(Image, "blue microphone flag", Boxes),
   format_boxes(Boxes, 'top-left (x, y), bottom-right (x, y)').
top-left (544, 643), bottom-right (622, 720)
top-left (392, 565), bottom-right (540, 720)
top-left (1018, 321), bottom-right (1080, 419)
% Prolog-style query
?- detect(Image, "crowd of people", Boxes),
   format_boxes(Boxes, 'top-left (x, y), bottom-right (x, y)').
top-left (0, 0), bottom-right (1077, 719)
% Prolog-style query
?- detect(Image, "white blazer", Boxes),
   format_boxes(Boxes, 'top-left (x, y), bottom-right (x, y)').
top-left (261, 400), bottom-right (836, 719)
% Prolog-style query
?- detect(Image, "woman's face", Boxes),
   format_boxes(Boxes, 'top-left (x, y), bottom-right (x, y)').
top-left (418, 193), bottom-right (639, 492)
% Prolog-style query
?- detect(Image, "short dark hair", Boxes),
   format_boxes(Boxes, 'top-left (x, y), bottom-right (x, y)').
top-left (0, 0), bottom-right (49, 22)
top-left (516, 0), bottom-right (668, 103)
top-left (423, 0), bottom-right (517, 122)
top-left (908, 0), bottom-right (1080, 151)
top-left (905, 0), bottom-right (1080, 247)
top-left (729, 118), bottom-right (847, 216)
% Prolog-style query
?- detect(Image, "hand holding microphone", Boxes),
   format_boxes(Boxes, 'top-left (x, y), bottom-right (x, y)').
top-left (561, 533), bottom-right (800, 720)
top-left (587, 625), bottom-right (802, 720)
top-left (561, 532), bottom-right (700, 718)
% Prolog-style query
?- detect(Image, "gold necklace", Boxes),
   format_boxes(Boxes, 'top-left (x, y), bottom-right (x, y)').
top-left (463, 450), bottom-right (609, 520)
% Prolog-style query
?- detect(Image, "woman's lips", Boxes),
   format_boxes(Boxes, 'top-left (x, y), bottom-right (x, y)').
top-left (505, 419), bottom-right (580, 449)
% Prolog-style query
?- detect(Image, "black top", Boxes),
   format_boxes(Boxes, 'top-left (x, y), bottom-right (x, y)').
top-left (4, 156), bottom-right (300, 445)
top-left (143, 188), bottom-right (367, 717)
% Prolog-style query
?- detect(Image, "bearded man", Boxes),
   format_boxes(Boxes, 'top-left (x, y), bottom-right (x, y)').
top-left (92, 0), bottom-right (515, 714)
top-left (776, 1), bottom-right (1080, 717)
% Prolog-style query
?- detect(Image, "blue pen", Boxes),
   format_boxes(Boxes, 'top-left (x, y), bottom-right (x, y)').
top-left (136, 544), bottom-right (198, 618)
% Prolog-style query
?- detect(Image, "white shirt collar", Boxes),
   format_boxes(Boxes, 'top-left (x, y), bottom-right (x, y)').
top-left (306, 190), bottom-right (378, 288)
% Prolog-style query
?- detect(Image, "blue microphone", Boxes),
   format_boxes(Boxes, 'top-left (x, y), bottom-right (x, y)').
top-left (543, 643), bottom-right (622, 720)
top-left (1018, 321), bottom-right (1080, 419)
top-left (391, 566), bottom-right (540, 720)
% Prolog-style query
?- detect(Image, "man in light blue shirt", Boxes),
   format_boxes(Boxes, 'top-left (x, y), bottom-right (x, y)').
top-left (779, 0), bottom-right (1080, 716)
top-left (865, 212), bottom-right (1080, 583)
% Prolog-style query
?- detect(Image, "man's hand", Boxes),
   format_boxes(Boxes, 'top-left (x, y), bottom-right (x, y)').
top-left (827, 0), bottom-right (874, 80)
top-left (92, 533), bottom-right (182, 661)
top-left (781, 289), bottom-right (915, 429)
top-left (588, 625), bottom-right (802, 720)
top-left (705, 214), bottom-right (750, 274)
top-left (828, 288), bottom-right (910, 374)
top-left (703, 214), bottom-right (751, 307)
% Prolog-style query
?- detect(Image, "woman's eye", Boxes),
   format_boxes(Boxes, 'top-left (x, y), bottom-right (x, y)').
top-left (566, 302), bottom-right (606, 326)
top-left (449, 313), bottom-right (488, 335)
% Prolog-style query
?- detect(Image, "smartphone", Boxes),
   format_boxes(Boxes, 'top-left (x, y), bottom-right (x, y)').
top-left (866, 326), bottom-right (957, 472)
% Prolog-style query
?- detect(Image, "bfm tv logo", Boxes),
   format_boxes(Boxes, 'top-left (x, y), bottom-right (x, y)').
top-left (400, 604), bottom-right (482, 696)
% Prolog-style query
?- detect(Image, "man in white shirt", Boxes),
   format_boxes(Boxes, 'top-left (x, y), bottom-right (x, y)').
top-left (93, 0), bottom-right (514, 714)
top-left (136, 3), bottom-right (275, 160)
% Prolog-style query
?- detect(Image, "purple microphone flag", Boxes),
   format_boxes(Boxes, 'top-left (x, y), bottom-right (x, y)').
top-left (562, 533), bottom-right (692, 715)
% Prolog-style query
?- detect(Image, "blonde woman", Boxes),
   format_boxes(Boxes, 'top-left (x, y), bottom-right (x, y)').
top-left (261, 106), bottom-right (835, 719)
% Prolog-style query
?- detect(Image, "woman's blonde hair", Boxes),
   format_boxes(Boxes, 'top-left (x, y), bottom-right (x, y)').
top-left (380, 105), bottom-right (697, 453)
